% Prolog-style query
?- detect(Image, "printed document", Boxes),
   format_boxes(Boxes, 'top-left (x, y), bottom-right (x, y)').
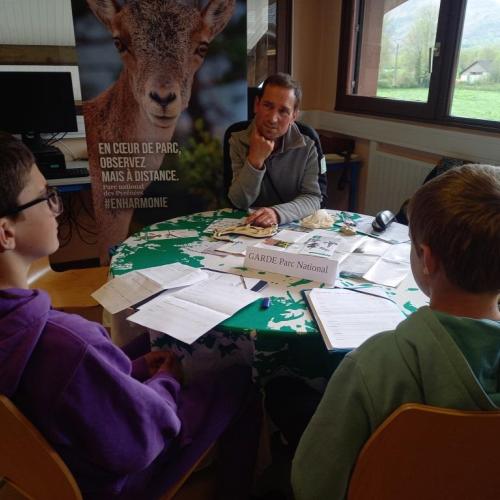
top-left (127, 281), bottom-right (261, 344)
top-left (305, 288), bottom-right (405, 350)
top-left (92, 263), bottom-right (208, 314)
top-left (340, 241), bottom-right (411, 287)
top-left (355, 216), bottom-right (410, 244)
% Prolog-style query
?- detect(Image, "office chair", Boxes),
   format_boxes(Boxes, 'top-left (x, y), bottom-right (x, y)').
top-left (0, 394), bottom-right (217, 500)
top-left (347, 403), bottom-right (500, 500)
top-left (223, 120), bottom-right (328, 208)
top-left (28, 256), bottom-right (109, 322)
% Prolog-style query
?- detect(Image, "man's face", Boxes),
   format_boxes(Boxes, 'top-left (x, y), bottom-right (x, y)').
top-left (254, 84), bottom-right (298, 141)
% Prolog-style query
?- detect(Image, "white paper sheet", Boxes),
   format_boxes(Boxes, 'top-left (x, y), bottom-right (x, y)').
top-left (91, 271), bottom-right (164, 314)
top-left (142, 229), bottom-right (198, 240)
top-left (138, 263), bottom-right (207, 289)
top-left (339, 241), bottom-right (411, 287)
top-left (300, 233), bottom-right (339, 257)
top-left (340, 253), bottom-right (380, 277)
top-left (362, 242), bottom-right (411, 287)
top-left (185, 240), bottom-right (228, 257)
top-left (216, 241), bottom-right (249, 255)
top-left (136, 271), bottom-right (261, 310)
top-left (129, 295), bottom-right (227, 344)
top-left (308, 288), bottom-right (405, 350)
top-left (335, 234), bottom-right (367, 254)
top-left (92, 263), bottom-right (208, 313)
top-left (203, 270), bottom-right (260, 290)
top-left (353, 237), bottom-right (392, 256)
top-left (203, 217), bottom-right (246, 234)
top-left (273, 229), bottom-right (310, 243)
top-left (356, 216), bottom-right (410, 244)
top-left (363, 258), bottom-right (410, 288)
top-left (127, 281), bottom-right (261, 344)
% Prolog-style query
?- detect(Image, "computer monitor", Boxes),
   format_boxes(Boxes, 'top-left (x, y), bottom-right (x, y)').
top-left (0, 71), bottom-right (78, 152)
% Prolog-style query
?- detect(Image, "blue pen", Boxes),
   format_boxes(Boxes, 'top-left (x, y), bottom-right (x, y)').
top-left (261, 297), bottom-right (271, 309)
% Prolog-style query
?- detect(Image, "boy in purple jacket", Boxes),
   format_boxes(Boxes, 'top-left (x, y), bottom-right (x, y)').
top-left (0, 132), bottom-right (261, 499)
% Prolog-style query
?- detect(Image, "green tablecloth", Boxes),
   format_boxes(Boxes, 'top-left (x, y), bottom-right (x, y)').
top-left (110, 209), bottom-right (427, 380)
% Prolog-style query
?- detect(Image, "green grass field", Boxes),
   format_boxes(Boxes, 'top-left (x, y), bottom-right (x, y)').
top-left (376, 86), bottom-right (500, 122)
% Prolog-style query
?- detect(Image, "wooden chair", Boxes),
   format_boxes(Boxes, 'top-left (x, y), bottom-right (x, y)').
top-left (27, 256), bottom-right (109, 322)
top-left (0, 394), bottom-right (82, 500)
top-left (161, 444), bottom-right (217, 500)
top-left (0, 395), bottom-right (216, 500)
top-left (347, 403), bottom-right (500, 500)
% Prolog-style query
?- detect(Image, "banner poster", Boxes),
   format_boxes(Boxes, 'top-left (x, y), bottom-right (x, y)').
top-left (71, 0), bottom-right (246, 262)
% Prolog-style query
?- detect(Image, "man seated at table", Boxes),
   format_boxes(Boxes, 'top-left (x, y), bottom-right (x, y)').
top-left (228, 73), bottom-right (322, 227)
top-left (292, 164), bottom-right (500, 500)
top-left (0, 132), bottom-right (261, 500)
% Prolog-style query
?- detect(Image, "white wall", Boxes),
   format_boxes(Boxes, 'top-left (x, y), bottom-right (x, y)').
top-left (0, 0), bottom-right (75, 46)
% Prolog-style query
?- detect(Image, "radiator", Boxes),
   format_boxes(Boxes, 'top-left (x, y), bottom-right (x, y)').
top-left (364, 151), bottom-right (435, 216)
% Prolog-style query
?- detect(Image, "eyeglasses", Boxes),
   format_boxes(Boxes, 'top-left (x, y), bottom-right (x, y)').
top-left (1, 186), bottom-right (63, 217)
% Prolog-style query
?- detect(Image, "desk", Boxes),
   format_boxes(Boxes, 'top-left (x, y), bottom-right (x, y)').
top-left (47, 160), bottom-right (91, 193)
top-left (110, 209), bottom-right (427, 380)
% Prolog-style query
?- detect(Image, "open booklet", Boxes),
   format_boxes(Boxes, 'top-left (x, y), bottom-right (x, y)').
top-left (303, 288), bottom-right (405, 351)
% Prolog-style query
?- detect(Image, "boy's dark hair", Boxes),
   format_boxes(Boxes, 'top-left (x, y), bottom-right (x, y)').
top-left (0, 132), bottom-right (35, 217)
top-left (408, 164), bottom-right (500, 293)
top-left (261, 73), bottom-right (302, 110)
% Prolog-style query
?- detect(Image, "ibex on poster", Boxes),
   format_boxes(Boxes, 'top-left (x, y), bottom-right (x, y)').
top-left (83, 0), bottom-right (235, 262)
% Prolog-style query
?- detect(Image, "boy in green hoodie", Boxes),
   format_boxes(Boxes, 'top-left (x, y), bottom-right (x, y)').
top-left (292, 164), bottom-right (500, 500)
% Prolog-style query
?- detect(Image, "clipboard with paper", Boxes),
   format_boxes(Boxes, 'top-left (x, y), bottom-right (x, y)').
top-left (302, 288), bottom-right (405, 351)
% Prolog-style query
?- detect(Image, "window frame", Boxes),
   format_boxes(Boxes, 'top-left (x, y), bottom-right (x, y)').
top-left (335, 0), bottom-right (500, 133)
top-left (276, 0), bottom-right (292, 74)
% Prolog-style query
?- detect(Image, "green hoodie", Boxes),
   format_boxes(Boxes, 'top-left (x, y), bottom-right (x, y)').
top-left (292, 306), bottom-right (500, 500)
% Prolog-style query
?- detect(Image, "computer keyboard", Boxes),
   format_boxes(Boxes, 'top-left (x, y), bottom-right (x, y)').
top-left (44, 167), bottom-right (89, 179)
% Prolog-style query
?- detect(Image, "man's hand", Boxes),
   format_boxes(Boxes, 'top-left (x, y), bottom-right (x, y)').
top-left (247, 128), bottom-right (274, 169)
top-left (246, 207), bottom-right (279, 227)
top-left (144, 351), bottom-right (183, 383)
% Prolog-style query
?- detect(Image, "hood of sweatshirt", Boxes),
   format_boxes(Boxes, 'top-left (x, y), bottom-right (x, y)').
top-left (0, 288), bottom-right (51, 397)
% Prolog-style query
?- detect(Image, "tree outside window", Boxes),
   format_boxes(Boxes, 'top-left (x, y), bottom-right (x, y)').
top-left (337, 0), bottom-right (500, 130)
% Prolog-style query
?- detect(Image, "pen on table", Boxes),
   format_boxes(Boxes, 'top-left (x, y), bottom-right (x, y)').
top-left (261, 297), bottom-right (271, 309)
top-left (240, 275), bottom-right (247, 289)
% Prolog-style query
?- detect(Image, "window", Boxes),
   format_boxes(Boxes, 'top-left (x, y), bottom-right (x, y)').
top-left (336, 0), bottom-right (500, 130)
top-left (247, 0), bottom-right (292, 86)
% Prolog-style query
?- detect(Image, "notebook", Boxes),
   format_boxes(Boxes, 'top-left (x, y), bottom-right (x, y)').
top-left (303, 288), bottom-right (405, 351)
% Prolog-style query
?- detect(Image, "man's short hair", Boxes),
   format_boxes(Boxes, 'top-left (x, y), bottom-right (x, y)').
top-left (261, 73), bottom-right (302, 110)
top-left (408, 164), bottom-right (500, 293)
top-left (0, 132), bottom-right (35, 217)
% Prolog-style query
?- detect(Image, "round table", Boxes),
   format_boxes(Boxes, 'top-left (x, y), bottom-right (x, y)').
top-left (110, 208), bottom-right (428, 381)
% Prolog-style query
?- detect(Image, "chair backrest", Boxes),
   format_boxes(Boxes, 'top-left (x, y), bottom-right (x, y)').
top-left (0, 394), bottom-right (82, 500)
top-left (347, 403), bottom-right (500, 500)
top-left (223, 120), bottom-right (328, 208)
top-left (28, 257), bottom-right (109, 312)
